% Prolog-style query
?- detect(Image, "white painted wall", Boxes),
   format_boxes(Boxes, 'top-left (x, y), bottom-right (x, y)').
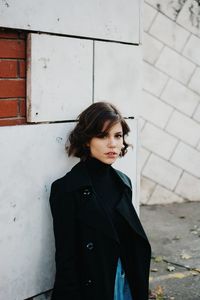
top-left (27, 34), bottom-right (93, 122)
top-left (27, 34), bottom-right (142, 123)
top-left (0, 0), bottom-right (141, 44)
top-left (94, 41), bottom-right (142, 117)
top-left (0, 120), bottom-right (137, 300)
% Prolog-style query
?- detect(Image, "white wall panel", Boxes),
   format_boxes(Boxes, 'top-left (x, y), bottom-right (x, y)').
top-left (0, 119), bottom-right (138, 299)
top-left (27, 33), bottom-right (93, 122)
top-left (94, 42), bottom-right (142, 117)
top-left (0, 0), bottom-right (140, 44)
top-left (0, 123), bottom-right (78, 300)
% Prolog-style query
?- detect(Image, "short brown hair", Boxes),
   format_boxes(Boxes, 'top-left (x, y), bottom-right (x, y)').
top-left (67, 102), bottom-right (130, 160)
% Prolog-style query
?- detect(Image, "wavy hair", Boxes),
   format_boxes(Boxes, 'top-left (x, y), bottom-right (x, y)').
top-left (66, 102), bottom-right (131, 160)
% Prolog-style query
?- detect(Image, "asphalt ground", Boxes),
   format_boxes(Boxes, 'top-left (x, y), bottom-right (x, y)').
top-left (140, 202), bottom-right (200, 300)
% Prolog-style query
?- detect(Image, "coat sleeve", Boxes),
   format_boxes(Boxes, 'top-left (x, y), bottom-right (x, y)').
top-left (49, 180), bottom-right (81, 300)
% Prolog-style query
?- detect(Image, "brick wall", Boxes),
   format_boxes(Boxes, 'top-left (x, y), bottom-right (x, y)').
top-left (140, 0), bottom-right (200, 204)
top-left (0, 29), bottom-right (26, 126)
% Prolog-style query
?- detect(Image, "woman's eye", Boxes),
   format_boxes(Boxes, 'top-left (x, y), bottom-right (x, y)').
top-left (115, 134), bottom-right (123, 139)
top-left (96, 132), bottom-right (107, 138)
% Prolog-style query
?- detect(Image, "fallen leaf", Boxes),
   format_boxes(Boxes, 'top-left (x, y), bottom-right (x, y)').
top-left (155, 285), bottom-right (164, 300)
top-left (149, 285), bottom-right (164, 300)
top-left (179, 215), bottom-right (186, 219)
top-left (151, 268), bottom-right (158, 272)
top-left (190, 230), bottom-right (198, 235)
top-left (180, 252), bottom-right (192, 260)
top-left (167, 265), bottom-right (175, 272)
top-left (193, 268), bottom-right (200, 273)
top-left (154, 256), bottom-right (164, 263)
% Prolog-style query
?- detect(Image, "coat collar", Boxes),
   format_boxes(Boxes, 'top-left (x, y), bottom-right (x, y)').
top-left (67, 160), bottom-right (132, 192)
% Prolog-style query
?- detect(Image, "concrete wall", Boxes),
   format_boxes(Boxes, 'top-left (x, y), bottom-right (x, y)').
top-left (140, 0), bottom-right (200, 204)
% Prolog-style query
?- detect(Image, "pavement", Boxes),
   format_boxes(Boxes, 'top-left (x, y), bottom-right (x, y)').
top-left (140, 202), bottom-right (200, 300)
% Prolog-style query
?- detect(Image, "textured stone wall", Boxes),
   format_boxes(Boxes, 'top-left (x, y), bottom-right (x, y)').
top-left (140, 0), bottom-right (200, 204)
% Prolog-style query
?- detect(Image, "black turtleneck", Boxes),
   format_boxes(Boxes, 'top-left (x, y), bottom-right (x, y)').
top-left (84, 156), bottom-right (123, 215)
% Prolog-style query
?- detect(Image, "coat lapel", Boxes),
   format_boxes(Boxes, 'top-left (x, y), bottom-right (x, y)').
top-left (68, 161), bottom-right (148, 244)
top-left (115, 190), bottom-right (149, 242)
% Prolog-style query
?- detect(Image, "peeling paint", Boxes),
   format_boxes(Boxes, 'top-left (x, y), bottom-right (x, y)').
top-left (2, 0), bottom-right (9, 8)
top-left (188, 0), bottom-right (200, 28)
top-left (39, 57), bottom-right (50, 69)
top-left (56, 137), bottom-right (63, 144)
top-left (169, 0), bottom-right (187, 19)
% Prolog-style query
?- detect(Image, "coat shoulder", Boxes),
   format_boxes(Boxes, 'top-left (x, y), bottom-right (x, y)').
top-left (50, 160), bottom-right (90, 195)
top-left (49, 169), bottom-right (78, 213)
top-left (50, 162), bottom-right (81, 196)
top-left (113, 168), bottom-right (132, 190)
top-left (51, 171), bottom-right (71, 186)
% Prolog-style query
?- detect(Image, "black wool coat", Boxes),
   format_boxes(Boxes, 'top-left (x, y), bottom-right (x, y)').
top-left (49, 160), bottom-right (151, 300)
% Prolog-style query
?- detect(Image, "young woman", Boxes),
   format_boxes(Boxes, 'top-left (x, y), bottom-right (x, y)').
top-left (49, 102), bottom-right (151, 300)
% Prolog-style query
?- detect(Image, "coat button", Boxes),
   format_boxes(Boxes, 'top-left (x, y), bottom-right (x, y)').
top-left (83, 188), bottom-right (91, 196)
top-left (85, 279), bottom-right (92, 286)
top-left (86, 242), bottom-right (94, 250)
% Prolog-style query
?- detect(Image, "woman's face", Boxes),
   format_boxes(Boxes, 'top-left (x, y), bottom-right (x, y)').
top-left (87, 121), bottom-right (124, 164)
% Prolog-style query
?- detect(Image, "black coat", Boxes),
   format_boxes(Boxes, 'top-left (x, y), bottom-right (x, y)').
top-left (49, 160), bottom-right (151, 300)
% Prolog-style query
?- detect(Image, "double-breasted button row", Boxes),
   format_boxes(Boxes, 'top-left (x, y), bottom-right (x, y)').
top-left (85, 279), bottom-right (92, 287)
top-left (86, 242), bottom-right (94, 250)
top-left (83, 188), bottom-right (91, 196)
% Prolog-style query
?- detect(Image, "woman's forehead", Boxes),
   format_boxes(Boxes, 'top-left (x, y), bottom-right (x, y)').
top-left (102, 120), bottom-right (122, 132)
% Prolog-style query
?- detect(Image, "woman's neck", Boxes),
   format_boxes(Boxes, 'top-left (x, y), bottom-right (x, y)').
top-left (84, 156), bottom-right (111, 177)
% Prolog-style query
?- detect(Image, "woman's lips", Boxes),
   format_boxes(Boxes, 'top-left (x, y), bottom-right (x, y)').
top-left (105, 152), bottom-right (118, 158)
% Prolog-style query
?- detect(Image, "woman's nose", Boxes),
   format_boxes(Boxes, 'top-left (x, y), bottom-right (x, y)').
top-left (107, 137), bottom-right (116, 147)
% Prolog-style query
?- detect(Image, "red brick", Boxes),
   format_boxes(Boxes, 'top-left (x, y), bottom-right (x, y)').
top-left (0, 60), bottom-right (18, 77)
top-left (0, 79), bottom-right (25, 98)
top-left (0, 100), bottom-right (18, 117)
top-left (0, 40), bottom-right (25, 58)
top-left (19, 32), bottom-right (26, 39)
top-left (0, 117), bottom-right (26, 126)
top-left (19, 99), bottom-right (26, 116)
top-left (0, 32), bottom-right (18, 39)
top-left (19, 60), bottom-right (26, 78)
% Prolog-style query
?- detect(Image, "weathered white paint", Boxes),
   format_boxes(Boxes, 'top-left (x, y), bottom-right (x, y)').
top-left (27, 33), bottom-right (93, 122)
top-left (0, 119), bottom-right (138, 300)
top-left (0, 0), bottom-right (140, 44)
top-left (94, 41), bottom-right (142, 117)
